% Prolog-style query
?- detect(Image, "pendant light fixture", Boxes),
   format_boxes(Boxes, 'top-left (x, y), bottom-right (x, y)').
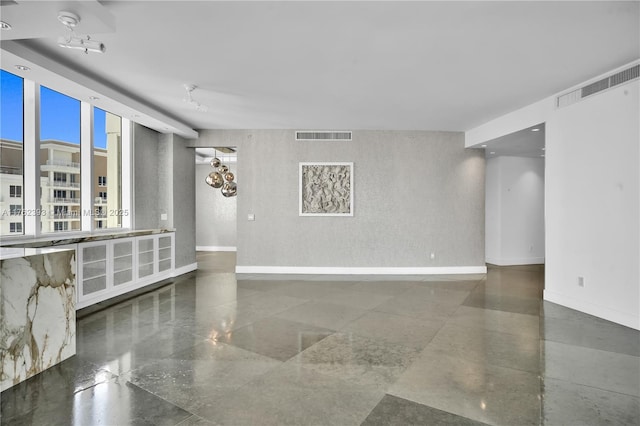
top-left (205, 149), bottom-right (237, 197)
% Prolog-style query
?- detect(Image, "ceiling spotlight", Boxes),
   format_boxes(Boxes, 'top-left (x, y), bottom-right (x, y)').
top-left (531, 128), bottom-right (540, 132)
top-left (1, 21), bottom-right (12, 30)
top-left (57, 10), bottom-right (105, 54)
top-left (14, 65), bottom-right (30, 71)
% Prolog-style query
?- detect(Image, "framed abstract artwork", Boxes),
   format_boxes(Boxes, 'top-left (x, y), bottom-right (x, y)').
top-left (299, 162), bottom-right (353, 216)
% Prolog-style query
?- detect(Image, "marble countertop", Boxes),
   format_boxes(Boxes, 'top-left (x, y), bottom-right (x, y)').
top-left (0, 228), bottom-right (174, 249)
top-left (0, 246), bottom-right (76, 261)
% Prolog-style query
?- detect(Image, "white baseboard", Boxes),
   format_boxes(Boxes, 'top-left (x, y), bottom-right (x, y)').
top-left (544, 289), bottom-right (639, 331)
top-left (172, 262), bottom-right (198, 277)
top-left (196, 246), bottom-right (237, 252)
top-left (486, 257), bottom-right (545, 266)
top-left (235, 265), bottom-right (487, 275)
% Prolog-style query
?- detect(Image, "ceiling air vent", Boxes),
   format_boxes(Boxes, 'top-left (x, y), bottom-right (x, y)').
top-left (295, 131), bottom-right (352, 141)
top-left (557, 64), bottom-right (639, 108)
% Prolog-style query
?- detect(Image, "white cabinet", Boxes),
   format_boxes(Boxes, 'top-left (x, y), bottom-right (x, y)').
top-left (113, 239), bottom-right (135, 287)
top-left (135, 233), bottom-right (175, 284)
top-left (77, 233), bottom-right (175, 309)
top-left (137, 236), bottom-right (155, 279)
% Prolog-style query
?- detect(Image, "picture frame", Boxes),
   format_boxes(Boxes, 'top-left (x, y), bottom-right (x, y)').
top-left (299, 162), bottom-right (353, 216)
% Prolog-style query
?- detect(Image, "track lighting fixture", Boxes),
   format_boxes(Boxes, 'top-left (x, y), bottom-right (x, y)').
top-left (58, 35), bottom-right (106, 54)
top-left (57, 10), bottom-right (106, 54)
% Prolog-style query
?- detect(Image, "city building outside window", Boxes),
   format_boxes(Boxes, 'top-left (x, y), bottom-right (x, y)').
top-left (94, 107), bottom-right (122, 229)
top-left (40, 85), bottom-right (81, 233)
top-left (9, 204), bottom-right (22, 215)
top-left (54, 221), bottom-right (68, 231)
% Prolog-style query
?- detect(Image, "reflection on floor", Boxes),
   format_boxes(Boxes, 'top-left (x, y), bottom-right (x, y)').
top-left (2, 252), bottom-right (639, 425)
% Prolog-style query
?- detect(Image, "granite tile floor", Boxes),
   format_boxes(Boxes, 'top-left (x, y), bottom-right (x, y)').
top-left (2, 253), bottom-right (639, 425)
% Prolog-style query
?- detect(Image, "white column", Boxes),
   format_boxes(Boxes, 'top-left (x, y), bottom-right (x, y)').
top-left (121, 118), bottom-right (132, 229)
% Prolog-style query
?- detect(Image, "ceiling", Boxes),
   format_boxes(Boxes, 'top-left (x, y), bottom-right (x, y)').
top-left (1, 1), bottom-right (639, 141)
top-left (481, 123), bottom-right (545, 158)
top-left (195, 147), bottom-right (237, 165)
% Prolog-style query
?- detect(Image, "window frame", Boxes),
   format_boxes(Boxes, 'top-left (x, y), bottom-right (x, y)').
top-left (0, 75), bottom-right (133, 239)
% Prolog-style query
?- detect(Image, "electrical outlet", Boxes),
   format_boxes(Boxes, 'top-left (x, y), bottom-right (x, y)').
top-left (578, 276), bottom-right (584, 287)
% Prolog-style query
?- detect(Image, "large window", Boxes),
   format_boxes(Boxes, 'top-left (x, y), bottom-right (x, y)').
top-left (0, 70), bottom-right (24, 235)
top-left (94, 108), bottom-right (122, 229)
top-left (1, 70), bottom-right (131, 237)
top-left (40, 86), bottom-right (81, 233)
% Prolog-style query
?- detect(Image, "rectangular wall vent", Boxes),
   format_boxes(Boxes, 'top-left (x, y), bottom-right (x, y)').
top-left (557, 64), bottom-right (639, 108)
top-left (296, 131), bottom-right (352, 141)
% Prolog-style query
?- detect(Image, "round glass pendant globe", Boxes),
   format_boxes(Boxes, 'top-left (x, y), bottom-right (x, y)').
top-left (206, 171), bottom-right (224, 188)
top-left (221, 181), bottom-right (237, 197)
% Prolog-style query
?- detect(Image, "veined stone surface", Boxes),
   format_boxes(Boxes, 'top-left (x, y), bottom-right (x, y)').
top-left (0, 250), bottom-right (76, 391)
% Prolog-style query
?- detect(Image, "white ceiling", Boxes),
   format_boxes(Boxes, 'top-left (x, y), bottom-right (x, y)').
top-left (1, 1), bottom-right (639, 140)
top-left (195, 147), bottom-right (237, 165)
top-left (482, 123), bottom-right (545, 158)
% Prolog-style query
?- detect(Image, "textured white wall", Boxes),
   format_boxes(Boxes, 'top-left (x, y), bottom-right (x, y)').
top-left (133, 124), bottom-right (159, 229)
top-left (133, 125), bottom-right (196, 268)
top-left (194, 130), bottom-right (486, 270)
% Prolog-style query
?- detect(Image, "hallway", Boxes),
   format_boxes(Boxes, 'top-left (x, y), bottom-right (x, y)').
top-left (1, 252), bottom-right (638, 425)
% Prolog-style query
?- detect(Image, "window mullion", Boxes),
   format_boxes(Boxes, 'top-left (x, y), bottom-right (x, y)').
top-left (81, 102), bottom-right (93, 232)
top-left (23, 79), bottom-right (39, 236)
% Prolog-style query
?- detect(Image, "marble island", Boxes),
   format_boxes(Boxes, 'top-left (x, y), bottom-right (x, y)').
top-left (0, 247), bottom-right (76, 391)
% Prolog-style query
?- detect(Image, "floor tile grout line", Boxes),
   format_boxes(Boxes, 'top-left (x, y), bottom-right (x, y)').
top-left (540, 375), bottom-right (640, 400)
top-left (541, 336), bottom-right (640, 358)
top-left (116, 375), bottom-right (198, 423)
